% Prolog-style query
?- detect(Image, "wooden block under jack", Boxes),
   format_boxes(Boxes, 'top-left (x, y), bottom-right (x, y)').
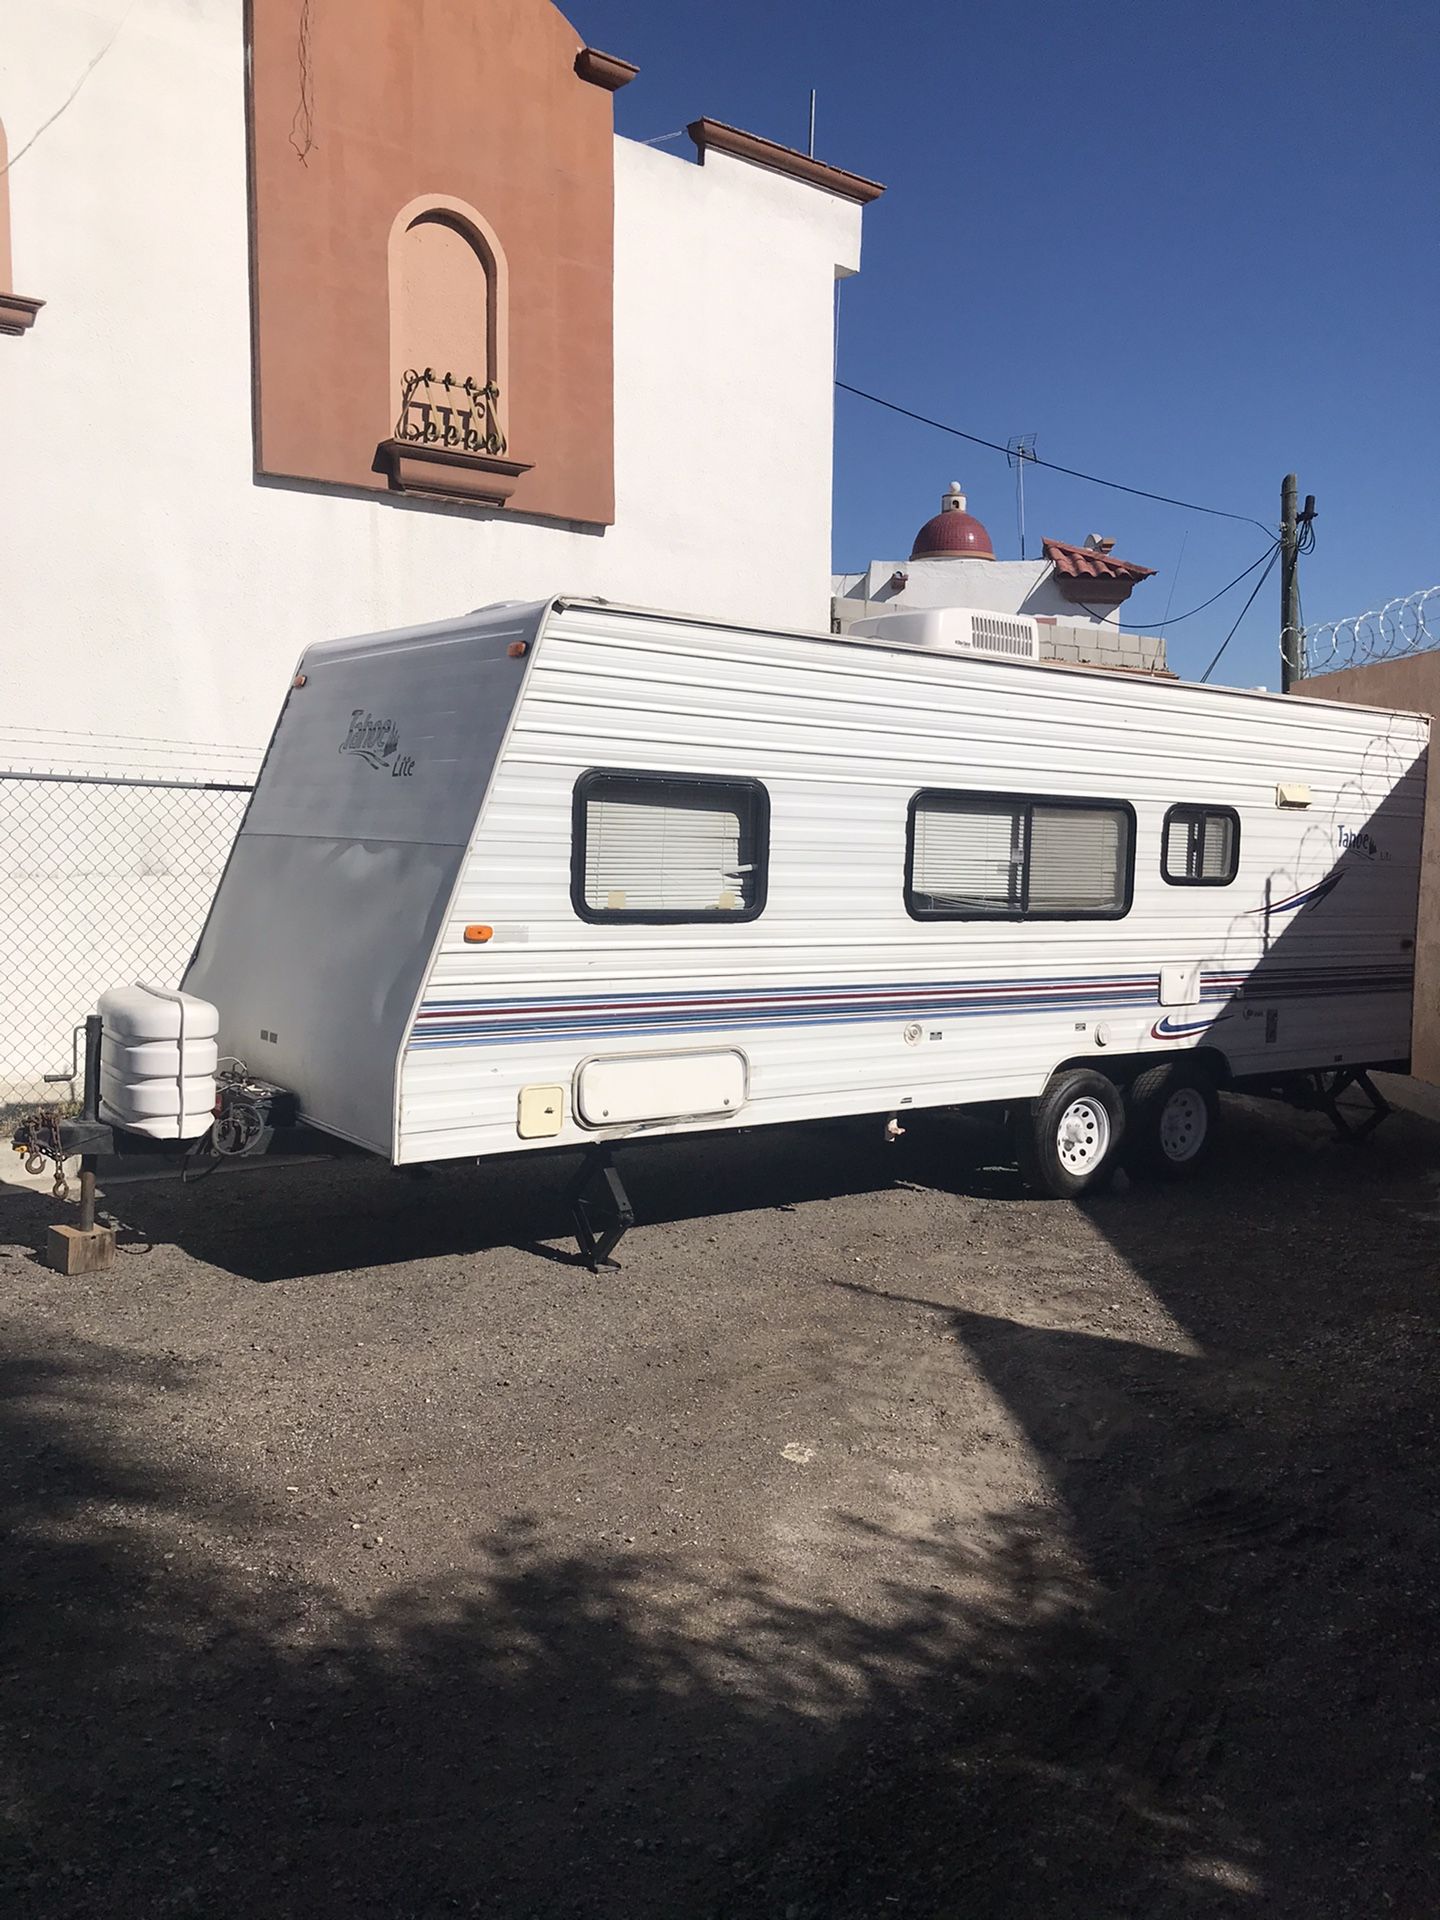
top-left (47, 1223), bottom-right (117, 1275)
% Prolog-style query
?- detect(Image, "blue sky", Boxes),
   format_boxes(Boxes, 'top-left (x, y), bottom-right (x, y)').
top-left (582, 0), bottom-right (1438, 687)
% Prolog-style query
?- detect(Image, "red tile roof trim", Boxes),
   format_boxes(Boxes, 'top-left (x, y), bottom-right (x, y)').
top-left (1042, 538), bottom-right (1155, 584)
top-left (687, 120), bottom-right (886, 205)
top-left (575, 48), bottom-right (638, 91)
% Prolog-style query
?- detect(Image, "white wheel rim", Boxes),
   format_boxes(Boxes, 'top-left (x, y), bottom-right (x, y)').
top-left (1056, 1096), bottom-right (1111, 1173)
top-left (1159, 1086), bottom-right (1208, 1163)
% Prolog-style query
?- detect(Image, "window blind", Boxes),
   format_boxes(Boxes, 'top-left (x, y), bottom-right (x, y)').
top-left (1198, 812), bottom-right (1236, 879)
top-left (911, 799), bottom-right (1024, 912)
top-left (581, 779), bottom-right (755, 913)
top-left (909, 791), bottom-right (1132, 918)
top-left (1163, 807), bottom-right (1238, 883)
top-left (1029, 805), bottom-right (1127, 911)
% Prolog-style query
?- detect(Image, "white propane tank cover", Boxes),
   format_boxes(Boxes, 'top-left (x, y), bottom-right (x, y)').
top-left (98, 985), bottom-right (220, 1140)
top-left (98, 985), bottom-right (220, 1041)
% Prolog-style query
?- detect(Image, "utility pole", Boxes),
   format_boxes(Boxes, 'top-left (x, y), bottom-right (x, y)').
top-left (1280, 472), bottom-right (1301, 691)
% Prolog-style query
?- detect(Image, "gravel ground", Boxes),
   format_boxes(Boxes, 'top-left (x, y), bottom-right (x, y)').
top-left (1, 1096), bottom-right (1437, 1918)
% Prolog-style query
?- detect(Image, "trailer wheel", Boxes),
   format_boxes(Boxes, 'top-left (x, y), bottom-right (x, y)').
top-left (1124, 1060), bottom-right (1219, 1179)
top-left (1017, 1069), bottom-right (1125, 1199)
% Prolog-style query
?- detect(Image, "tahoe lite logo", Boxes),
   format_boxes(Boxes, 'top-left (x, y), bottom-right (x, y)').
top-left (1337, 824), bottom-right (1384, 860)
top-left (339, 710), bottom-right (415, 777)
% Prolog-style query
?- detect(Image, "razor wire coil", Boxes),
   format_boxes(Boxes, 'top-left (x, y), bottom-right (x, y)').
top-left (1303, 586), bottom-right (1440, 675)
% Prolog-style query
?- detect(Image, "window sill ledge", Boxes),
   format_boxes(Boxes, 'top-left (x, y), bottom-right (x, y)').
top-left (375, 439), bottom-right (533, 506)
top-left (0, 293), bottom-right (44, 336)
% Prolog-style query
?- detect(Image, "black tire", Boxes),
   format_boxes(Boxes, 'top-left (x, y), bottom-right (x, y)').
top-left (1124, 1059), bottom-right (1219, 1179)
top-left (1016, 1068), bottom-right (1125, 1199)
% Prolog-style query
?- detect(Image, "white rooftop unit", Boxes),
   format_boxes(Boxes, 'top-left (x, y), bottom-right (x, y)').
top-left (847, 606), bottom-right (1041, 662)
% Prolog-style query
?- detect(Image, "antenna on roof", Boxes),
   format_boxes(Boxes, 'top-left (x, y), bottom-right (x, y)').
top-left (1006, 435), bottom-right (1038, 560)
top-left (808, 89), bottom-right (817, 157)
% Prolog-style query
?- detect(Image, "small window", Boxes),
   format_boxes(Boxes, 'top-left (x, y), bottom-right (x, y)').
top-left (573, 771), bottom-right (769, 923)
top-left (1162, 805), bottom-right (1240, 886)
top-left (907, 790), bottom-right (1133, 920)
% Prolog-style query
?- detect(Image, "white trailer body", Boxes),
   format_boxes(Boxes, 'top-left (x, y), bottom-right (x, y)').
top-left (184, 599), bottom-right (1428, 1165)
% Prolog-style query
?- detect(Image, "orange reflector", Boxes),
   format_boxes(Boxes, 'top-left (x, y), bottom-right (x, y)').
top-left (464, 925), bottom-right (494, 944)
top-left (292, 672), bottom-right (307, 688)
top-left (507, 641), bottom-right (528, 658)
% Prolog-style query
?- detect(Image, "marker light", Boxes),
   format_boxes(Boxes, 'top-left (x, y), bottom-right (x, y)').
top-left (464, 925), bottom-right (494, 944)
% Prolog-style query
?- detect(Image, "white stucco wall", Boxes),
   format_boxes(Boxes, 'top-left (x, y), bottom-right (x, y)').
top-left (833, 557), bottom-right (1128, 627)
top-left (0, 0), bottom-right (864, 750)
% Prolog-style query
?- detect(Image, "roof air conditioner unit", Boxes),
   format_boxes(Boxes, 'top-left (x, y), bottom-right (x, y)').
top-left (848, 607), bottom-right (1041, 663)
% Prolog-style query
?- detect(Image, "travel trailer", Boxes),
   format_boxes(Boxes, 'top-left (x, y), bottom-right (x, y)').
top-left (18, 597), bottom-right (1428, 1266)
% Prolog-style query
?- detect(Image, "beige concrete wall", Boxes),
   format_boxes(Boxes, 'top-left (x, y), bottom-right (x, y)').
top-left (1294, 657), bottom-right (1440, 1081)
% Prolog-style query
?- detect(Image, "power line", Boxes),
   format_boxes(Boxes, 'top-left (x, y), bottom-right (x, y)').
top-left (1076, 538), bottom-right (1281, 631)
top-left (1200, 546), bottom-right (1282, 684)
top-left (835, 380), bottom-right (1273, 534)
top-left (1160, 527), bottom-right (1189, 631)
top-left (0, 3), bottom-right (136, 179)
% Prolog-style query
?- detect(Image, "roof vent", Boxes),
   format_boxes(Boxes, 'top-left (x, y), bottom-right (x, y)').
top-left (847, 607), bottom-right (1041, 662)
top-left (969, 612), bottom-right (1041, 659)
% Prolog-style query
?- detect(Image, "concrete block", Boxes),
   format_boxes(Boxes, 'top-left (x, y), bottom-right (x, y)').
top-left (47, 1223), bottom-right (117, 1275)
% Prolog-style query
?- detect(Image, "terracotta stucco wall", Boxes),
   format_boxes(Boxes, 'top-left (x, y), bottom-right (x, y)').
top-left (247, 0), bottom-right (616, 524)
top-left (1293, 659), bottom-right (1439, 1081)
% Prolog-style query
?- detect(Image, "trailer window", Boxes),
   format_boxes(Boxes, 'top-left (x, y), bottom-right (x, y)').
top-left (909, 797), bottom-right (1025, 915)
top-left (1162, 805), bottom-right (1239, 885)
top-left (907, 791), bottom-right (1134, 920)
top-left (572, 772), bottom-right (769, 923)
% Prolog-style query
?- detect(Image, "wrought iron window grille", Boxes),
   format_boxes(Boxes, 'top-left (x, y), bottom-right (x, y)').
top-left (394, 368), bottom-right (507, 458)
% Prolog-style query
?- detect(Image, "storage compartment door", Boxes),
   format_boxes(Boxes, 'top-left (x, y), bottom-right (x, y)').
top-left (575, 1050), bottom-right (747, 1127)
top-left (1160, 964), bottom-right (1202, 1007)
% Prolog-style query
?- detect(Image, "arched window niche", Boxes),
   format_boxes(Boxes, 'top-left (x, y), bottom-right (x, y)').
top-left (376, 194), bottom-right (530, 504)
top-left (0, 118), bottom-right (45, 335)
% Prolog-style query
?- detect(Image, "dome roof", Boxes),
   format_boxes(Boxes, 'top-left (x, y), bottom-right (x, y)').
top-left (909, 482), bottom-right (995, 561)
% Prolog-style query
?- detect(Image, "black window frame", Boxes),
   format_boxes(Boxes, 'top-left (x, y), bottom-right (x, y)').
top-left (571, 768), bottom-right (771, 925)
top-left (905, 787), bottom-right (1137, 923)
top-left (1160, 803), bottom-right (1241, 888)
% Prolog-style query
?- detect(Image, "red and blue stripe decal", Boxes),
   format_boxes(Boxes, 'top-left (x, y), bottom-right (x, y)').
top-left (408, 962), bottom-right (1412, 1052)
top-left (1244, 873), bottom-right (1345, 916)
top-left (1151, 1011), bottom-right (1229, 1040)
top-left (409, 972), bottom-right (1159, 1050)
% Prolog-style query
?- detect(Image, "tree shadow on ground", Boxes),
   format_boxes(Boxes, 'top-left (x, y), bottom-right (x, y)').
top-left (4, 1097), bottom-right (1439, 1916)
top-left (0, 1313), bottom-right (1092, 1920)
top-left (791, 1098), bottom-right (1440, 1919)
top-left (3, 639), bottom-right (1434, 1913)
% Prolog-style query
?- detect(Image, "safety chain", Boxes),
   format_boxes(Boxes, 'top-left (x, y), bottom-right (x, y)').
top-left (14, 1108), bottom-right (69, 1199)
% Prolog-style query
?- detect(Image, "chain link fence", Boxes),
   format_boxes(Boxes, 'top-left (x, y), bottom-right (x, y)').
top-left (0, 772), bottom-right (252, 1119)
top-left (1303, 586), bottom-right (1440, 676)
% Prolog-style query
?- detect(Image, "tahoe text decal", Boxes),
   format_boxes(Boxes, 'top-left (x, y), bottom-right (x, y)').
top-left (339, 710), bottom-right (415, 777)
